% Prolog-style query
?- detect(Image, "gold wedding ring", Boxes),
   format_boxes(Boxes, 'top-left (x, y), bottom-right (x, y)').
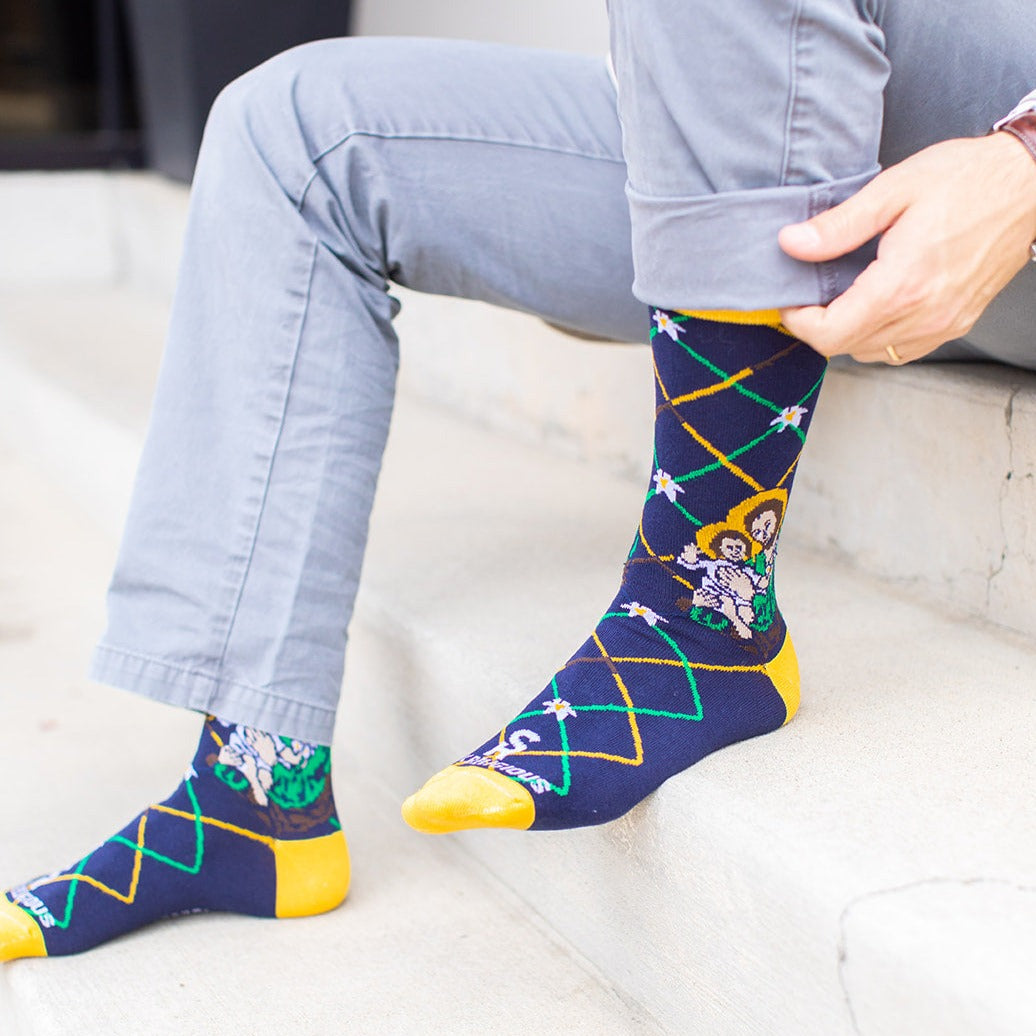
top-left (885, 344), bottom-right (904, 365)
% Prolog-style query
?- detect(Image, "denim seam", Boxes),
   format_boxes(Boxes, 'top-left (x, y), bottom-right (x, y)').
top-left (809, 183), bottom-right (841, 301)
top-left (211, 238), bottom-right (318, 677)
top-left (297, 130), bottom-right (627, 211)
top-left (93, 643), bottom-right (336, 712)
top-left (780, 0), bottom-right (806, 186)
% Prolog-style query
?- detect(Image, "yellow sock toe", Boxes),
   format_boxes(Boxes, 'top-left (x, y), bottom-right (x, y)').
top-left (0, 897), bottom-right (47, 963)
top-left (402, 765), bottom-right (535, 833)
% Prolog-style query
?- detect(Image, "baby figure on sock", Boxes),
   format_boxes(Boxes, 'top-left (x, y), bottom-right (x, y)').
top-left (677, 531), bottom-right (765, 639)
top-left (403, 307), bottom-right (826, 832)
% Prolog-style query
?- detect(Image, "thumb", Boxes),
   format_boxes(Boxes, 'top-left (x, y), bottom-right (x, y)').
top-left (778, 175), bottom-right (905, 261)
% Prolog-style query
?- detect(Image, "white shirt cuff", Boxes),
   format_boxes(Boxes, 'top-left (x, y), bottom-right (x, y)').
top-left (994, 90), bottom-right (1036, 130)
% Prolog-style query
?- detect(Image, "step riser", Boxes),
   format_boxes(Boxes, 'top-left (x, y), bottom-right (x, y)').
top-left (795, 363), bottom-right (1036, 639)
top-left (0, 171), bottom-right (186, 298)
top-left (392, 290), bottom-right (1036, 639)
top-left (0, 350), bottom-right (141, 537)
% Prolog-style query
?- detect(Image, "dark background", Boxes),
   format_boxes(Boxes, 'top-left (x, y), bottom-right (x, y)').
top-left (0, 0), bottom-right (352, 180)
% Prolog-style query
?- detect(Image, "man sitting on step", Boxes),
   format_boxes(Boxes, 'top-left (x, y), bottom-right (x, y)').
top-left (2, 1), bottom-right (1035, 959)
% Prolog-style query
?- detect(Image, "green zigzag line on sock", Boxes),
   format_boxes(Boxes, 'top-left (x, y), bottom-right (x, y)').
top-left (649, 322), bottom-right (797, 434)
top-left (651, 321), bottom-right (781, 416)
top-left (672, 423), bottom-right (781, 486)
top-left (49, 777), bottom-right (207, 931)
top-left (645, 355), bottom-right (826, 524)
top-left (594, 613), bottom-right (702, 714)
top-left (662, 368), bottom-right (826, 492)
top-left (49, 857), bottom-right (90, 931)
top-left (506, 618), bottom-right (703, 798)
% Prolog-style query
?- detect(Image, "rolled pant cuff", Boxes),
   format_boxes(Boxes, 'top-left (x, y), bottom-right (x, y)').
top-left (89, 643), bottom-right (338, 745)
top-left (627, 169), bottom-right (879, 311)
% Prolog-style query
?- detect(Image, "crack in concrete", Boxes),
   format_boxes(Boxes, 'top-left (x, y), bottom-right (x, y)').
top-left (985, 386), bottom-right (1021, 609)
top-left (836, 875), bottom-right (1036, 1034)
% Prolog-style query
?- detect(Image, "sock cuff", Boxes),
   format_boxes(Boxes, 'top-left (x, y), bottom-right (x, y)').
top-left (677, 308), bottom-right (789, 334)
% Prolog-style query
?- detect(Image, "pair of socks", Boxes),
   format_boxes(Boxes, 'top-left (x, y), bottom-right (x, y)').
top-left (1, 309), bottom-right (824, 960)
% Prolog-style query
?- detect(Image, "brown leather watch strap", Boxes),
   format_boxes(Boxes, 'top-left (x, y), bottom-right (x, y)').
top-left (998, 111), bottom-right (1036, 165)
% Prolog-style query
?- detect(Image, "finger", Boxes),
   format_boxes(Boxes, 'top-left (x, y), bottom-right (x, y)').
top-left (780, 259), bottom-right (903, 355)
top-left (849, 328), bottom-right (942, 366)
top-left (778, 174), bottom-right (909, 263)
top-left (849, 346), bottom-right (911, 366)
top-left (779, 305), bottom-right (828, 347)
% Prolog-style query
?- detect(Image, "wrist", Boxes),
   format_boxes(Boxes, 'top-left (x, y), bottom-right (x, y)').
top-left (997, 111), bottom-right (1036, 164)
top-left (991, 114), bottom-right (1036, 255)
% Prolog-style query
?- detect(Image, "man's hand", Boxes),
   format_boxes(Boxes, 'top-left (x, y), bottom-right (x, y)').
top-left (777, 134), bottom-right (1036, 364)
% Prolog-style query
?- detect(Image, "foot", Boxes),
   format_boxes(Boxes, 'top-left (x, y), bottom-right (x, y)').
top-left (402, 309), bottom-right (826, 832)
top-left (1, 717), bottom-right (349, 961)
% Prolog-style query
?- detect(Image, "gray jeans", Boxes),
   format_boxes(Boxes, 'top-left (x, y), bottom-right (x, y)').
top-left (91, 10), bottom-right (1036, 743)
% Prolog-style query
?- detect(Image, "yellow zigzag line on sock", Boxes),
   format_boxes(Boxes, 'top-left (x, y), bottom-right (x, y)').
top-left (29, 814), bottom-right (149, 904)
top-left (653, 357), bottom-right (764, 493)
top-left (151, 804), bottom-right (275, 846)
top-left (570, 655), bottom-right (767, 673)
top-left (27, 804), bottom-right (274, 907)
top-left (633, 526), bottom-right (698, 591)
top-left (668, 366), bottom-right (754, 405)
top-left (508, 631), bottom-right (647, 767)
top-left (505, 635), bottom-right (773, 769)
top-left (776, 453), bottom-right (801, 489)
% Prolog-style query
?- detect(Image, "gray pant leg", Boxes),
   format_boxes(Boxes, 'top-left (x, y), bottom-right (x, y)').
top-left (608, 0), bottom-right (1036, 367)
top-left (91, 38), bottom-right (641, 742)
top-left (608, 0), bottom-right (889, 309)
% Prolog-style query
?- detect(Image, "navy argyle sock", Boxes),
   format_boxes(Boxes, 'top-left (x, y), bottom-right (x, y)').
top-left (403, 308), bottom-right (826, 831)
top-left (0, 716), bottom-right (349, 960)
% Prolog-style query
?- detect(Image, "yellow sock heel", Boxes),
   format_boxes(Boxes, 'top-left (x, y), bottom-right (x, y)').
top-left (763, 632), bottom-right (801, 725)
top-left (273, 831), bottom-right (351, 919)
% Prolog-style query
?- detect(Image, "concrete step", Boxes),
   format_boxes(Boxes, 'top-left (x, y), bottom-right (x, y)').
top-left (0, 170), bottom-right (187, 296)
top-left (0, 442), bottom-right (657, 1035)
